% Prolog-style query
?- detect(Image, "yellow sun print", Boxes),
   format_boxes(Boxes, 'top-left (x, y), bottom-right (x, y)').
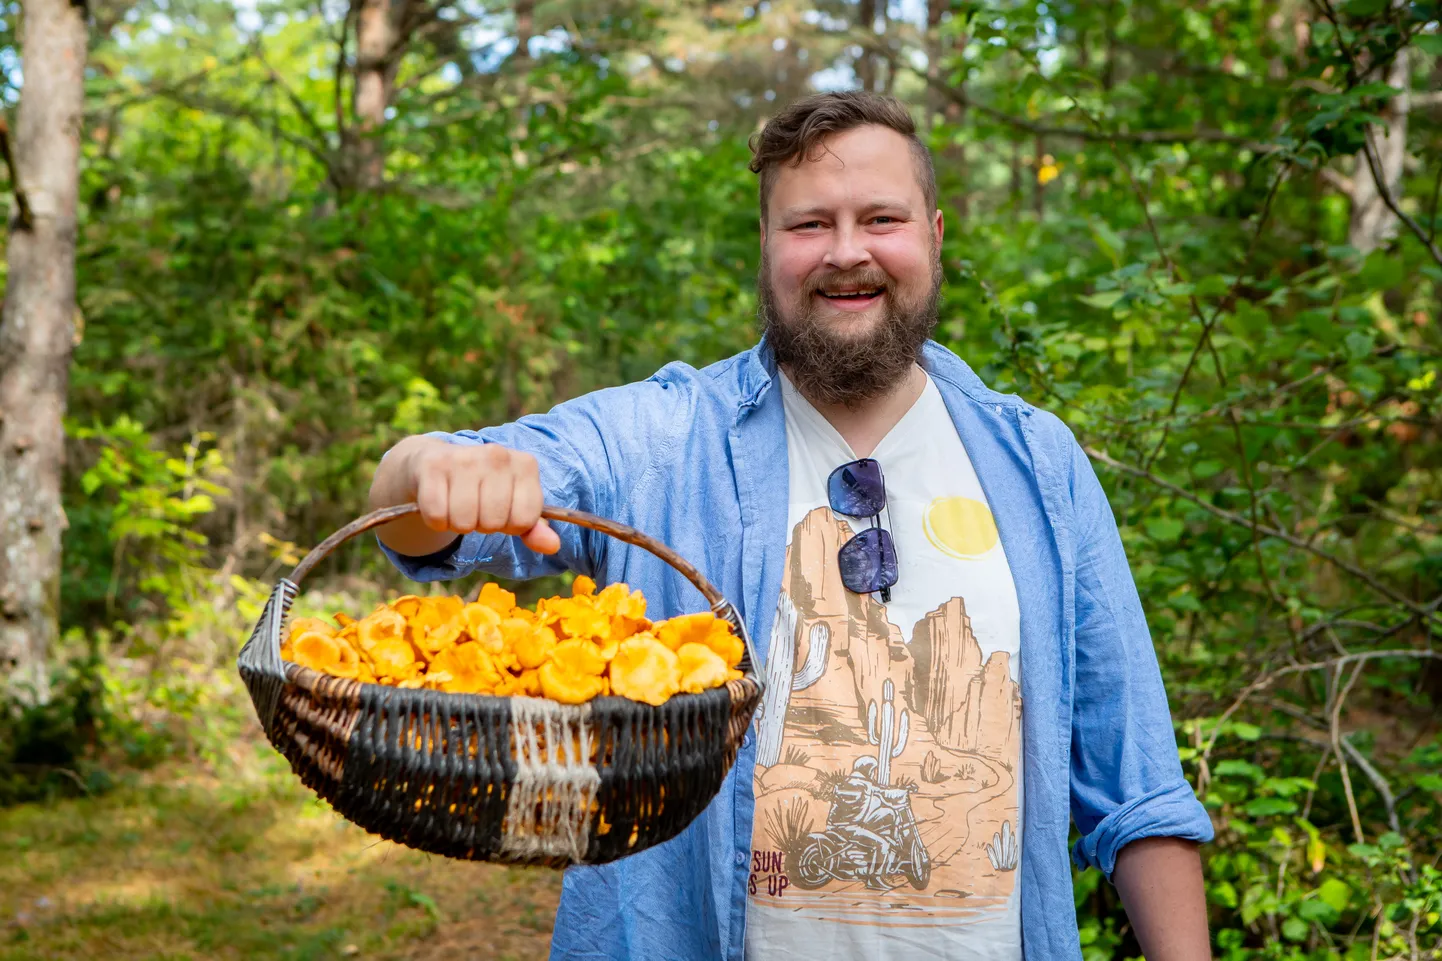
top-left (923, 496), bottom-right (999, 560)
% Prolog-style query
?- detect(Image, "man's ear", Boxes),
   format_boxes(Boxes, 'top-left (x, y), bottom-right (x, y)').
top-left (759, 217), bottom-right (767, 250)
top-left (933, 208), bottom-right (944, 251)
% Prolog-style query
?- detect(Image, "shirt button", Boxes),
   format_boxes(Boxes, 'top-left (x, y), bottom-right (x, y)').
top-left (735, 850), bottom-right (747, 867)
top-left (741, 729), bottom-right (754, 748)
top-left (994, 404), bottom-right (1003, 414)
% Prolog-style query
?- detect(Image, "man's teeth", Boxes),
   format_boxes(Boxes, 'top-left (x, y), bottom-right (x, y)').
top-left (821, 288), bottom-right (882, 299)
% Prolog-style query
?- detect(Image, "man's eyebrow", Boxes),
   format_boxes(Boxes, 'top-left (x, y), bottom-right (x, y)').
top-left (777, 199), bottom-right (914, 220)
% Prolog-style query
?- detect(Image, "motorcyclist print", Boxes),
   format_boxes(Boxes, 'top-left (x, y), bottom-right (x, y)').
top-left (791, 755), bottom-right (932, 892)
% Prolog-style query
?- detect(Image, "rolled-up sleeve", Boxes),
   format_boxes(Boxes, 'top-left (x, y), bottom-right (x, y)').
top-left (378, 369), bottom-right (689, 585)
top-left (1065, 437), bottom-right (1214, 877)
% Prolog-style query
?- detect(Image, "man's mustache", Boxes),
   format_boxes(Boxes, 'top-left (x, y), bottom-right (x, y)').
top-left (805, 270), bottom-right (891, 295)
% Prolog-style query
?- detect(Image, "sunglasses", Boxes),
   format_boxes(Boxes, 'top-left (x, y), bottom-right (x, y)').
top-left (827, 458), bottom-right (898, 603)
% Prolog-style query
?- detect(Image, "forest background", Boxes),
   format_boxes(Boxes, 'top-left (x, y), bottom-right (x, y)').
top-left (1, 0), bottom-right (1440, 958)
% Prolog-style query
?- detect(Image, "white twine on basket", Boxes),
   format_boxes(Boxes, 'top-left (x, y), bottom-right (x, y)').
top-left (499, 697), bottom-right (600, 862)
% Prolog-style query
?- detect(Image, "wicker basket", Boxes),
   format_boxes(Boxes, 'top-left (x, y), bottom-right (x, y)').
top-left (237, 502), bottom-right (764, 867)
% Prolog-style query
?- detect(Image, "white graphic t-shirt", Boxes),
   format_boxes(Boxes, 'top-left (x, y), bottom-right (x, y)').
top-left (744, 370), bottom-right (1024, 961)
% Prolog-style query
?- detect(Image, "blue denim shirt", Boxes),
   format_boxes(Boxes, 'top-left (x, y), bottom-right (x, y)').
top-left (380, 338), bottom-right (1214, 960)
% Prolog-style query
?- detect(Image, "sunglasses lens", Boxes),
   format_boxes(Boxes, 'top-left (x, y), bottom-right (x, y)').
top-left (828, 458), bottom-right (886, 517)
top-left (838, 528), bottom-right (898, 595)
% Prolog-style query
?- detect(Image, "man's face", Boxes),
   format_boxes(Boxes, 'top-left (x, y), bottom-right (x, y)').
top-left (758, 124), bottom-right (943, 408)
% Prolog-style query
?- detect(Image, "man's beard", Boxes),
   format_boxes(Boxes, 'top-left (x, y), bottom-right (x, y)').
top-left (758, 251), bottom-right (942, 410)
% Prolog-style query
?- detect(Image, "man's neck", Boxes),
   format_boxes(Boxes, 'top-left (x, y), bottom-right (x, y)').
top-left (784, 363), bottom-right (928, 459)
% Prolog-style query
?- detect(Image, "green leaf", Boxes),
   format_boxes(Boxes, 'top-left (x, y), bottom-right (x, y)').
top-left (1210, 880), bottom-right (1239, 908)
top-left (1215, 759), bottom-right (1265, 782)
top-left (1349, 82), bottom-right (1402, 100)
top-left (1145, 516), bottom-right (1185, 542)
top-left (1243, 796), bottom-right (1297, 817)
top-left (1231, 722), bottom-right (1262, 741)
top-left (1282, 917), bottom-right (1309, 942)
top-left (1088, 220), bottom-right (1125, 265)
top-left (1195, 275), bottom-right (1229, 298)
top-left (1078, 290), bottom-right (1124, 310)
top-left (1344, 330), bottom-right (1375, 359)
top-left (1298, 899), bottom-right (1339, 925)
top-left (1414, 774), bottom-right (1442, 793)
top-left (1416, 34), bottom-right (1442, 57)
top-left (1318, 878), bottom-right (1351, 913)
top-left (1359, 250), bottom-right (1404, 290)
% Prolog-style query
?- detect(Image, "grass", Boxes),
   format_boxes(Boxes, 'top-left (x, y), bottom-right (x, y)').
top-left (1, 736), bottom-right (562, 960)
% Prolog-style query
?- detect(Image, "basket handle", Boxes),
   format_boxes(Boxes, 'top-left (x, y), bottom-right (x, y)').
top-left (283, 502), bottom-right (757, 670)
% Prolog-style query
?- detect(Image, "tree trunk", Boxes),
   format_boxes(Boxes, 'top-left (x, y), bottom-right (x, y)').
top-left (1349, 47), bottom-right (1410, 254)
top-left (927, 0), bottom-right (969, 221)
top-left (514, 0), bottom-right (534, 62)
top-left (353, 0), bottom-right (406, 189)
top-left (856, 0), bottom-right (876, 92)
top-left (0, 0), bottom-right (88, 705)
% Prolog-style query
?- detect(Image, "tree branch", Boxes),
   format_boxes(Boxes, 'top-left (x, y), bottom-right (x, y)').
top-left (1198, 647), bottom-right (1441, 765)
top-left (334, 0), bottom-right (359, 138)
top-left (0, 115), bottom-right (32, 229)
top-left (1359, 125), bottom-right (1442, 269)
top-left (162, 89), bottom-right (338, 184)
top-left (1319, 166), bottom-right (1355, 195)
top-left (254, 41), bottom-right (334, 150)
top-left (915, 67), bottom-right (1271, 151)
top-left (1329, 659), bottom-right (1366, 845)
top-left (1085, 445), bottom-right (1442, 623)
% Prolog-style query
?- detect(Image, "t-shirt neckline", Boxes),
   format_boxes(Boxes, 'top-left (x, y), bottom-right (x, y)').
top-left (777, 367), bottom-right (940, 464)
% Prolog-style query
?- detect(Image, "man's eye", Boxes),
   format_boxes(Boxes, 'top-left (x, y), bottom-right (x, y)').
top-left (873, 216), bottom-right (896, 224)
top-left (795, 221), bottom-right (822, 230)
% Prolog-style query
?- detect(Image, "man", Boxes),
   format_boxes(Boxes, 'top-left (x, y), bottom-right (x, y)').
top-left (369, 91), bottom-right (1214, 960)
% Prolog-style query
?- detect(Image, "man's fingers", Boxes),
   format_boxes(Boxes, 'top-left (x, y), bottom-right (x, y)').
top-left (520, 519), bottom-right (561, 555)
top-left (506, 454), bottom-right (544, 535)
top-left (416, 468), bottom-right (452, 532)
top-left (476, 469), bottom-right (515, 533)
top-left (445, 467), bottom-right (481, 533)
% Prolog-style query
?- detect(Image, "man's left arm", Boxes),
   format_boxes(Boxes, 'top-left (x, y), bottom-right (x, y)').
top-left (1063, 432), bottom-right (1214, 960)
top-left (1113, 837), bottom-right (1211, 961)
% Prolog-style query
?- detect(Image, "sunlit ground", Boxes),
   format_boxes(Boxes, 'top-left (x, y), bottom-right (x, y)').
top-left (1, 736), bottom-right (562, 961)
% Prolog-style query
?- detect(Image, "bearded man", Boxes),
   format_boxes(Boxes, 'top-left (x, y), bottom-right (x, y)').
top-left (369, 91), bottom-right (1214, 961)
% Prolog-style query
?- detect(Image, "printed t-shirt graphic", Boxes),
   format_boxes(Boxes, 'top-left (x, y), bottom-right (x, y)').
top-left (744, 372), bottom-right (1024, 961)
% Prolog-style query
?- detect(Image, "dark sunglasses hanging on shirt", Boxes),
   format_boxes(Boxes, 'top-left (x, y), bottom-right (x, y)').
top-left (827, 457), bottom-right (899, 603)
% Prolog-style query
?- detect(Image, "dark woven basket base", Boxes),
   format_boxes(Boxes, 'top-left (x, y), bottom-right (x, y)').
top-left (255, 662), bottom-right (762, 866)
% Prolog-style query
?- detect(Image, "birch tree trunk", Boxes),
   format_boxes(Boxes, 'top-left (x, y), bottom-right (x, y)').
top-left (0, 0), bottom-right (88, 705)
top-left (1349, 46), bottom-right (1410, 253)
top-left (352, 0), bottom-right (407, 189)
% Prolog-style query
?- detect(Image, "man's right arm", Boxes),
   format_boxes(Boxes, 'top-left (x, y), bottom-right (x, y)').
top-left (368, 434), bottom-right (561, 558)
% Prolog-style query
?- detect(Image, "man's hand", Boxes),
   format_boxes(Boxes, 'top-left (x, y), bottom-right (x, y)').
top-left (1112, 836), bottom-right (1212, 960)
top-left (368, 435), bottom-right (561, 558)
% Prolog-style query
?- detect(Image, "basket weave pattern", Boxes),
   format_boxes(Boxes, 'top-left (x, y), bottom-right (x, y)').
top-left (238, 504), bottom-right (764, 867)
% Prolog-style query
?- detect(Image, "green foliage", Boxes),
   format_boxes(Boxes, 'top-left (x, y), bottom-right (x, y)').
top-left (3, 0), bottom-right (1441, 954)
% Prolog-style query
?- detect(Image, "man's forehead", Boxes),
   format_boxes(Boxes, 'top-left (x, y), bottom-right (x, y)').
top-left (768, 125), bottom-right (925, 211)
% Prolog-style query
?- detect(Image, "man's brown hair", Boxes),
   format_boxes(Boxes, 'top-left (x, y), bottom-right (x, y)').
top-left (748, 91), bottom-right (937, 221)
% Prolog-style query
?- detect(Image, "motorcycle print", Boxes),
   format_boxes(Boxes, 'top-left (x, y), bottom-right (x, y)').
top-left (786, 756), bottom-right (932, 892)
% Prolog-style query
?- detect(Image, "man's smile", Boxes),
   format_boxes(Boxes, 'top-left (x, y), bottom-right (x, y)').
top-left (816, 286), bottom-right (886, 310)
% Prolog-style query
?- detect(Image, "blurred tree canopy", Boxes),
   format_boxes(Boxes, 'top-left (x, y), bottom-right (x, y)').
top-left (2, 0), bottom-right (1441, 957)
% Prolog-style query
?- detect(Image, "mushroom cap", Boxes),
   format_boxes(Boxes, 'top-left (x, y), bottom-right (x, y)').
top-left (609, 636), bottom-right (681, 706)
top-left (475, 581), bottom-right (517, 615)
top-left (551, 638), bottom-right (608, 677)
top-left (538, 661), bottom-right (606, 703)
top-left (288, 617), bottom-right (335, 640)
top-left (429, 642), bottom-right (503, 694)
top-left (676, 642), bottom-right (730, 694)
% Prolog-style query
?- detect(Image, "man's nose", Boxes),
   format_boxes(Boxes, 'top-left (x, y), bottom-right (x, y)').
top-left (824, 224), bottom-right (870, 271)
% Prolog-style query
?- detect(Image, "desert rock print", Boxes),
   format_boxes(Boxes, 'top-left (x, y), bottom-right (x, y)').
top-left (750, 506), bottom-right (1022, 927)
